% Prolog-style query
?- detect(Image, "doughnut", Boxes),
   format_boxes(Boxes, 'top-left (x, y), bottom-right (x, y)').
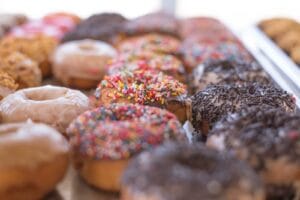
top-left (122, 12), bottom-right (179, 38)
top-left (121, 142), bottom-right (265, 200)
top-left (0, 85), bottom-right (89, 134)
top-left (191, 84), bottom-right (296, 140)
top-left (0, 14), bottom-right (27, 38)
top-left (190, 60), bottom-right (270, 93)
top-left (61, 13), bottom-right (127, 44)
top-left (91, 69), bottom-right (189, 123)
top-left (291, 45), bottom-right (300, 65)
top-left (208, 106), bottom-right (300, 199)
top-left (0, 52), bottom-right (41, 89)
top-left (275, 28), bottom-right (300, 52)
top-left (117, 33), bottom-right (181, 56)
top-left (42, 12), bottom-right (81, 32)
top-left (52, 39), bottom-right (117, 89)
top-left (259, 18), bottom-right (298, 40)
top-left (0, 35), bottom-right (57, 77)
top-left (107, 51), bottom-right (186, 83)
top-left (67, 103), bottom-right (186, 191)
top-left (180, 41), bottom-right (253, 71)
top-left (0, 71), bottom-right (18, 100)
top-left (179, 17), bottom-right (228, 38)
top-left (0, 121), bottom-right (69, 200)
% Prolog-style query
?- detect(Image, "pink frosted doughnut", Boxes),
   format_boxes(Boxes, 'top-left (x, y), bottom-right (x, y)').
top-left (0, 85), bottom-right (89, 134)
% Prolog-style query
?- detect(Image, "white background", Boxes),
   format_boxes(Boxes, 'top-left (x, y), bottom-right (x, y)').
top-left (0, 0), bottom-right (299, 30)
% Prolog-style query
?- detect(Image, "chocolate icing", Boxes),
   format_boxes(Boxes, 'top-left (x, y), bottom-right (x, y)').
top-left (191, 84), bottom-right (296, 139)
top-left (61, 13), bottom-right (127, 43)
top-left (122, 142), bottom-right (263, 200)
top-left (190, 60), bottom-right (271, 93)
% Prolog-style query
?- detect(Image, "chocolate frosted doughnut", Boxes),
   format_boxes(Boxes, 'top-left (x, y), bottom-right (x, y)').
top-left (208, 106), bottom-right (300, 199)
top-left (191, 84), bottom-right (296, 139)
top-left (61, 13), bottom-right (127, 44)
top-left (122, 12), bottom-right (179, 38)
top-left (121, 142), bottom-right (265, 200)
top-left (190, 60), bottom-right (270, 93)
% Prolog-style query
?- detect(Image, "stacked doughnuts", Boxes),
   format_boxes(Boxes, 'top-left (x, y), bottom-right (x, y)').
top-left (0, 11), bottom-right (299, 200)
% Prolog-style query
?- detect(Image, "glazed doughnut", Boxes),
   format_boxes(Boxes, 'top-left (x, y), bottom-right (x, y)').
top-left (180, 41), bottom-right (253, 71)
top-left (0, 52), bottom-right (41, 89)
top-left (117, 33), bottom-right (181, 56)
top-left (208, 105), bottom-right (300, 199)
top-left (52, 39), bottom-right (117, 89)
top-left (121, 142), bottom-right (265, 200)
top-left (91, 69), bottom-right (189, 123)
top-left (0, 85), bottom-right (89, 134)
top-left (61, 13), bottom-right (127, 44)
top-left (190, 60), bottom-right (270, 93)
top-left (107, 51), bottom-right (186, 83)
top-left (0, 35), bottom-right (57, 77)
top-left (67, 103), bottom-right (186, 191)
top-left (0, 121), bottom-right (69, 200)
top-left (0, 71), bottom-right (18, 100)
top-left (122, 12), bottom-right (179, 38)
top-left (191, 84), bottom-right (296, 140)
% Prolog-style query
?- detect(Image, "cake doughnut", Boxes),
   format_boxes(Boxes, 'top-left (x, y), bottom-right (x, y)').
top-left (52, 39), bottom-right (117, 89)
top-left (259, 18), bottom-right (298, 39)
top-left (191, 84), bottom-right (296, 140)
top-left (67, 103), bottom-right (186, 191)
top-left (117, 33), bottom-right (181, 56)
top-left (0, 35), bottom-right (57, 77)
top-left (0, 121), bottom-right (69, 200)
top-left (0, 85), bottom-right (89, 134)
top-left (208, 106), bottom-right (300, 199)
top-left (276, 28), bottom-right (300, 52)
top-left (291, 45), bottom-right (300, 65)
top-left (0, 71), bottom-right (18, 100)
top-left (107, 51), bottom-right (186, 83)
top-left (0, 52), bottom-right (42, 89)
top-left (180, 41), bottom-right (253, 72)
top-left (122, 12), bottom-right (179, 38)
top-left (61, 13), bottom-right (127, 44)
top-left (91, 70), bottom-right (189, 123)
top-left (121, 142), bottom-right (265, 200)
top-left (190, 60), bottom-right (270, 93)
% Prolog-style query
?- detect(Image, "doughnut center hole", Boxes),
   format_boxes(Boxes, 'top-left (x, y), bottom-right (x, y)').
top-left (177, 155), bottom-right (215, 171)
top-left (78, 42), bottom-right (96, 51)
top-left (25, 89), bottom-right (67, 101)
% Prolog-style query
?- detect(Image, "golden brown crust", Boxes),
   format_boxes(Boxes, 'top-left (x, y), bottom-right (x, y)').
top-left (259, 18), bottom-right (298, 39)
top-left (291, 45), bottom-right (300, 64)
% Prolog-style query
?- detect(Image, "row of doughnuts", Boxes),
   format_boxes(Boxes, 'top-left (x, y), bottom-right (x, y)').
top-left (259, 17), bottom-right (300, 65)
top-left (0, 11), bottom-right (299, 200)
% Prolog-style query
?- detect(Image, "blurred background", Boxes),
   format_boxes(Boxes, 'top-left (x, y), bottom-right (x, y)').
top-left (0, 0), bottom-right (299, 30)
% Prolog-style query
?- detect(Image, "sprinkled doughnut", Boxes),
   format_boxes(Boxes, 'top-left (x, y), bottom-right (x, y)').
top-left (208, 105), bottom-right (300, 199)
top-left (0, 85), bottom-right (89, 134)
top-left (190, 60), bottom-right (270, 93)
top-left (117, 33), bottom-right (181, 56)
top-left (91, 69), bottom-right (189, 123)
top-left (191, 84), bottom-right (296, 140)
top-left (52, 39), bottom-right (117, 89)
top-left (0, 71), bottom-right (18, 100)
top-left (107, 51), bottom-right (186, 83)
top-left (122, 12), bottom-right (179, 38)
top-left (121, 142), bottom-right (265, 200)
top-left (0, 121), bottom-right (69, 200)
top-left (0, 52), bottom-right (41, 89)
top-left (180, 41), bottom-right (253, 71)
top-left (67, 103), bottom-right (186, 191)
